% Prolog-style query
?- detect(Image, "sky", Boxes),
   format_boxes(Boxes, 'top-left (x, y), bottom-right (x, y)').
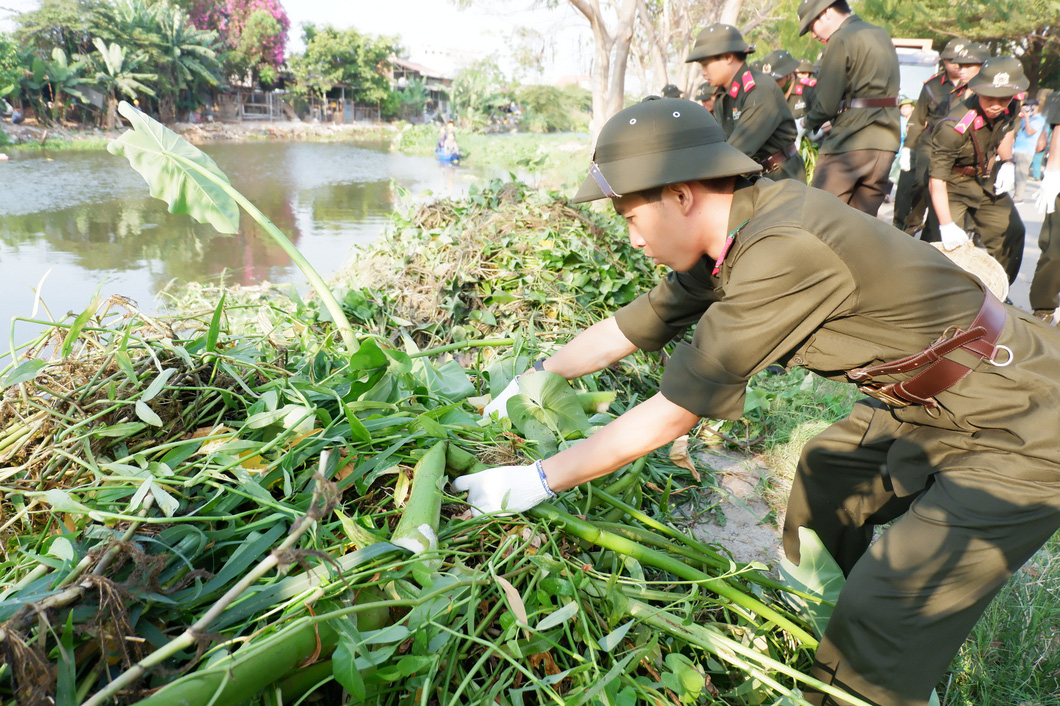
top-left (0, 0), bottom-right (592, 83)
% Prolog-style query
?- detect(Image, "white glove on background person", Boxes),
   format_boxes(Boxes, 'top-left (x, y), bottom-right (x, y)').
top-left (899, 147), bottom-right (912, 172)
top-left (994, 161), bottom-right (1015, 195)
top-left (939, 222), bottom-right (970, 251)
top-left (481, 377), bottom-right (520, 419)
top-left (451, 462), bottom-right (556, 516)
top-left (1037, 169), bottom-right (1060, 214)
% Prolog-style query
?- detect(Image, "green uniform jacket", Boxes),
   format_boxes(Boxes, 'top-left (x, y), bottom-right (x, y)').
top-left (929, 95), bottom-right (1020, 208)
top-left (786, 77), bottom-right (816, 120)
top-left (614, 178), bottom-right (1060, 495)
top-left (804, 14), bottom-right (901, 155)
top-left (714, 63), bottom-right (804, 181)
top-left (905, 72), bottom-right (960, 152)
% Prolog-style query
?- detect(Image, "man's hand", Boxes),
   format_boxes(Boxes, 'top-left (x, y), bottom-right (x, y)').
top-left (994, 161), bottom-right (1016, 195)
top-left (481, 377), bottom-right (521, 419)
top-left (939, 222), bottom-right (970, 251)
top-left (1037, 169), bottom-right (1060, 215)
top-left (451, 463), bottom-right (555, 516)
top-left (899, 147), bottom-right (912, 172)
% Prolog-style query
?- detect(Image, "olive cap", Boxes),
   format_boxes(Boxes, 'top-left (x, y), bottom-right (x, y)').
top-left (686, 23), bottom-right (755, 63)
top-left (797, 58), bottom-right (817, 74)
top-left (572, 97), bottom-right (762, 204)
top-left (797, 0), bottom-right (835, 36)
top-left (695, 83), bottom-right (717, 101)
top-left (940, 37), bottom-right (971, 61)
top-left (661, 84), bottom-right (683, 98)
top-left (761, 49), bottom-right (800, 79)
top-left (967, 56), bottom-right (1028, 98)
top-left (951, 42), bottom-right (990, 66)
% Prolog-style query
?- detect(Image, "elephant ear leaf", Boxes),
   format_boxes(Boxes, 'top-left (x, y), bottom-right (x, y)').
top-left (107, 100), bottom-right (240, 234)
top-left (508, 372), bottom-right (591, 442)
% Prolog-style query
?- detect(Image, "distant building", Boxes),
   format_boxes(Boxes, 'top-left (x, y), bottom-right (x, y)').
top-left (389, 58), bottom-right (453, 120)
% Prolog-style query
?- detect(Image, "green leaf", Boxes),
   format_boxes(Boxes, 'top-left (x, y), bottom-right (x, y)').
top-left (508, 371), bottom-right (590, 441)
top-left (61, 292), bottom-right (100, 358)
top-left (206, 291), bottom-right (227, 352)
top-left (135, 400), bottom-right (163, 427)
top-left (777, 526), bottom-right (845, 638)
top-left (2, 359), bottom-right (47, 387)
top-left (108, 101), bottom-right (240, 234)
top-left (597, 620), bottom-right (634, 652)
top-left (56, 611), bottom-right (76, 706)
top-left (332, 623), bottom-right (367, 700)
top-left (535, 600), bottom-right (578, 631)
top-left (142, 368), bottom-right (176, 402)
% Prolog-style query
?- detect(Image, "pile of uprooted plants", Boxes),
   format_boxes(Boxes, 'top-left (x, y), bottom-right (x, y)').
top-left (0, 180), bottom-right (864, 706)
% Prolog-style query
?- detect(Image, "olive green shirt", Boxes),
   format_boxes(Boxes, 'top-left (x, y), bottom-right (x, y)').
top-left (929, 95), bottom-right (1020, 207)
top-left (805, 14), bottom-right (901, 155)
top-left (614, 178), bottom-right (1060, 495)
top-left (714, 63), bottom-right (804, 181)
top-left (905, 72), bottom-right (958, 152)
top-left (786, 77), bottom-right (816, 120)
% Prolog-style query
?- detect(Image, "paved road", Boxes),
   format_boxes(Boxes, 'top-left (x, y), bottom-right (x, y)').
top-left (878, 184), bottom-right (1047, 316)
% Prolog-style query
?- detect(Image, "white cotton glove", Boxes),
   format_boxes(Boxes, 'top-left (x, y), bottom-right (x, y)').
top-left (1037, 169), bottom-right (1060, 215)
top-left (796, 117), bottom-right (807, 143)
top-left (939, 222), bottom-right (970, 251)
top-left (994, 161), bottom-right (1015, 195)
top-left (451, 462), bottom-right (556, 516)
top-left (481, 377), bottom-right (521, 419)
top-left (899, 147), bottom-right (912, 172)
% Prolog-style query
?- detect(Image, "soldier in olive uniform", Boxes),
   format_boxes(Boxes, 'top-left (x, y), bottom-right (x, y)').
top-left (687, 24), bottom-right (805, 182)
top-left (929, 56), bottom-right (1026, 284)
top-left (894, 38), bottom-right (974, 235)
top-left (695, 82), bottom-right (718, 112)
top-left (797, 0), bottom-right (901, 216)
top-left (1030, 93), bottom-right (1060, 324)
top-left (456, 96), bottom-right (1060, 706)
top-left (760, 49), bottom-right (805, 119)
top-left (791, 58), bottom-right (819, 123)
top-left (661, 84), bottom-right (684, 99)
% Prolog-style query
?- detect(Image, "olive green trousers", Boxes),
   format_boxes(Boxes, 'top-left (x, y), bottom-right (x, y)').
top-left (784, 400), bottom-right (1060, 706)
top-left (811, 149), bottom-right (895, 218)
top-left (949, 191), bottom-right (1025, 285)
top-left (1030, 206), bottom-right (1060, 311)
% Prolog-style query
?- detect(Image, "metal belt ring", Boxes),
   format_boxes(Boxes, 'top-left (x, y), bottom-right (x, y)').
top-left (988, 345), bottom-right (1013, 367)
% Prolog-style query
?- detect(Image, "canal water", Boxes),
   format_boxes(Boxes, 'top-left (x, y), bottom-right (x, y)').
top-left (0, 139), bottom-right (495, 355)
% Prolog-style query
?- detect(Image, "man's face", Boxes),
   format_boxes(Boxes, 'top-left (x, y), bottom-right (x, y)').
top-left (944, 60), bottom-right (961, 83)
top-left (699, 54), bottom-right (738, 88)
top-left (977, 94), bottom-right (1011, 120)
top-left (957, 63), bottom-right (981, 86)
top-left (809, 9), bottom-right (839, 43)
top-left (613, 191), bottom-right (701, 271)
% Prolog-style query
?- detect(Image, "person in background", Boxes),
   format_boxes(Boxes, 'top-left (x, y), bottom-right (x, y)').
top-left (929, 56), bottom-right (1026, 285)
top-left (1013, 98), bottom-right (1045, 204)
top-left (760, 48), bottom-right (803, 117)
top-left (796, 0), bottom-right (901, 216)
top-left (459, 95), bottom-right (1060, 706)
top-left (661, 84), bottom-right (684, 99)
top-left (888, 96), bottom-right (916, 193)
top-left (687, 23), bottom-right (805, 182)
top-left (894, 38), bottom-right (974, 235)
top-left (695, 82), bottom-right (718, 112)
top-left (1030, 92), bottom-right (1060, 325)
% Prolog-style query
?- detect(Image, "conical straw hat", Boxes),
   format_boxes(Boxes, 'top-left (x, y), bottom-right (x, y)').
top-left (931, 241), bottom-right (1009, 302)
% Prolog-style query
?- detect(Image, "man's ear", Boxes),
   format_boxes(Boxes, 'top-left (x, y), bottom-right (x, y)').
top-left (666, 182), bottom-right (696, 215)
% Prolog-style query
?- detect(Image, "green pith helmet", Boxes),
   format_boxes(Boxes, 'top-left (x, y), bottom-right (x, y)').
top-left (967, 56), bottom-right (1029, 98)
top-left (661, 83), bottom-right (683, 98)
top-left (695, 83), bottom-right (716, 102)
top-left (951, 42), bottom-right (990, 66)
top-left (686, 23), bottom-right (755, 63)
top-left (797, 0), bottom-right (836, 36)
top-left (797, 58), bottom-right (817, 74)
top-left (761, 49), bottom-right (800, 79)
top-left (940, 37), bottom-right (971, 61)
top-left (572, 97), bottom-right (762, 204)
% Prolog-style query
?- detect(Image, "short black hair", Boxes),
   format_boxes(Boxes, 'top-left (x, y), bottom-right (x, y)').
top-left (831, 0), bottom-right (851, 13)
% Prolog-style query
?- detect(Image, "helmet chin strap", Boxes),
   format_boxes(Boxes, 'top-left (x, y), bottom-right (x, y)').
top-left (588, 162), bottom-right (622, 198)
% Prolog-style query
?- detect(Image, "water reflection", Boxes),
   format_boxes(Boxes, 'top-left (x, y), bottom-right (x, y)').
top-left (0, 140), bottom-right (492, 349)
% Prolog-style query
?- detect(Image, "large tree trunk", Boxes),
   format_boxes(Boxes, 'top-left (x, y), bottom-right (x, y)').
top-left (568, 0), bottom-right (639, 141)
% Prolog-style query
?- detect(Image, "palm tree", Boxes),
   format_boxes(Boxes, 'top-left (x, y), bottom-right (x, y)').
top-left (152, 2), bottom-right (223, 122)
top-left (92, 38), bottom-right (156, 129)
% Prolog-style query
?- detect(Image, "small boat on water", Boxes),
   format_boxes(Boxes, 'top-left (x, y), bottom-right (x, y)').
top-left (435, 148), bottom-right (464, 164)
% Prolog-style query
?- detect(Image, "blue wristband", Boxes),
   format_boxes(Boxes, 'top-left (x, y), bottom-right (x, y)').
top-left (535, 460), bottom-right (557, 497)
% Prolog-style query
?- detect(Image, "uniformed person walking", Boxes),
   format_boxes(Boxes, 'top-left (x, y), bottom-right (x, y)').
top-left (929, 56), bottom-right (1026, 284)
top-left (797, 0), bottom-right (901, 215)
top-left (456, 96), bottom-right (1060, 706)
top-left (894, 38), bottom-right (977, 235)
top-left (1030, 94), bottom-right (1060, 324)
top-left (687, 24), bottom-right (806, 182)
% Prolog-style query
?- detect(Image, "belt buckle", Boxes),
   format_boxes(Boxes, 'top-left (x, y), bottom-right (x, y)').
top-left (859, 383), bottom-right (912, 408)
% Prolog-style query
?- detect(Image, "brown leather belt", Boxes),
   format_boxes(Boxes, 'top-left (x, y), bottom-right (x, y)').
top-left (759, 143), bottom-right (798, 172)
top-left (846, 290), bottom-right (1009, 415)
top-left (951, 165), bottom-right (980, 177)
top-left (839, 96), bottom-right (899, 111)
